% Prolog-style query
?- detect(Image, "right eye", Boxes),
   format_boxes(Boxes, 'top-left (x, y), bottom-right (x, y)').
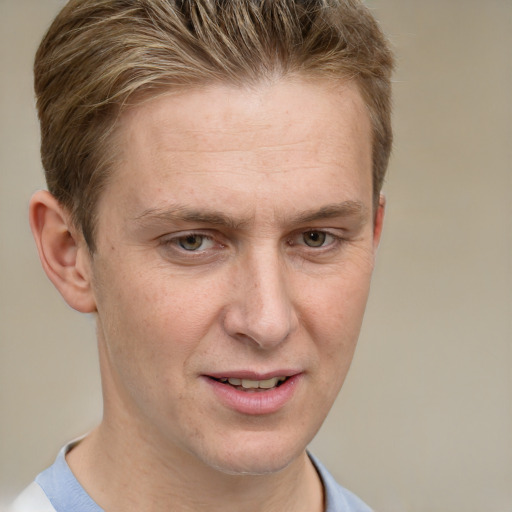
top-left (158, 231), bottom-right (227, 265)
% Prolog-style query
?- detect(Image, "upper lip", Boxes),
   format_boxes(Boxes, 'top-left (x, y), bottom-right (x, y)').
top-left (205, 370), bottom-right (301, 380)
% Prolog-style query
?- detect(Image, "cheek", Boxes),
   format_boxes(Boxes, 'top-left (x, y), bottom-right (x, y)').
top-left (94, 259), bottom-right (223, 371)
top-left (304, 266), bottom-right (372, 339)
top-left (301, 263), bottom-right (373, 383)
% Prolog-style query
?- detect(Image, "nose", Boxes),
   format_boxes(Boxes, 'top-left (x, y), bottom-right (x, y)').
top-left (222, 248), bottom-right (298, 349)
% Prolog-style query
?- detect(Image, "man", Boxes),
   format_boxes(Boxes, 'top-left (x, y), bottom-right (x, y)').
top-left (10, 1), bottom-right (393, 511)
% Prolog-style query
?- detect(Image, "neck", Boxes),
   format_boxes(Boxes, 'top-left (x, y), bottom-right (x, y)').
top-left (67, 338), bottom-right (325, 511)
top-left (66, 423), bottom-right (324, 512)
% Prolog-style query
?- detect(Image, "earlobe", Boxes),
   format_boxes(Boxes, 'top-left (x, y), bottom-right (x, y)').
top-left (373, 193), bottom-right (385, 250)
top-left (29, 190), bottom-right (97, 313)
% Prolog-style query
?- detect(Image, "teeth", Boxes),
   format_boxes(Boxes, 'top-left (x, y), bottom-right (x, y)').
top-left (242, 378), bottom-right (264, 389)
top-left (256, 377), bottom-right (279, 389)
top-left (224, 377), bottom-right (287, 389)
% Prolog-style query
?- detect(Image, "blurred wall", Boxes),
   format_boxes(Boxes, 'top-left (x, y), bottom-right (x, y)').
top-left (1, 1), bottom-right (510, 511)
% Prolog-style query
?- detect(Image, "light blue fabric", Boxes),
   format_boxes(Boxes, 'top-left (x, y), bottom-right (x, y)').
top-left (31, 444), bottom-right (372, 512)
top-left (35, 443), bottom-right (103, 512)
top-left (309, 454), bottom-right (373, 512)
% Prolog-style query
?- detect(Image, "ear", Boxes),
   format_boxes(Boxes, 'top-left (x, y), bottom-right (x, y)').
top-left (372, 193), bottom-right (385, 250)
top-left (29, 190), bottom-right (97, 313)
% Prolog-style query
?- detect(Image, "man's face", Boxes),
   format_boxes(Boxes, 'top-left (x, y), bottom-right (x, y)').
top-left (88, 78), bottom-right (382, 474)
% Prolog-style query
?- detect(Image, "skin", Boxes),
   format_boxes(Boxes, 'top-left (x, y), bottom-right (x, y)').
top-left (30, 77), bottom-right (384, 512)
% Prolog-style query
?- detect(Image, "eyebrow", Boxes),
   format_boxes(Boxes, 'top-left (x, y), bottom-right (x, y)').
top-left (133, 200), bottom-right (369, 230)
top-left (133, 205), bottom-right (251, 230)
top-left (288, 201), bottom-right (369, 225)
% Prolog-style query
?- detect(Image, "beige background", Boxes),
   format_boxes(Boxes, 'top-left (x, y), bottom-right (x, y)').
top-left (1, 0), bottom-right (511, 510)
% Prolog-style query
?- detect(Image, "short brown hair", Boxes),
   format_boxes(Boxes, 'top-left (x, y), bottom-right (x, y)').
top-left (34, 0), bottom-right (394, 251)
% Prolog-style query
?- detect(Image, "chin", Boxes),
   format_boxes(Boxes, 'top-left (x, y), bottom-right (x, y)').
top-left (195, 432), bottom-right (308, 476)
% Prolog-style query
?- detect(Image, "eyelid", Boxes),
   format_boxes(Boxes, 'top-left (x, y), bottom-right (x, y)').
top-left (163, 230), bottom-right (214, 244)
top-left (161, 229), bottom-right (213, 240)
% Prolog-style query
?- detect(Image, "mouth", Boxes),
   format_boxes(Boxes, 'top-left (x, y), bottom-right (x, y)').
top-left (210, 376), bottom-right (289, 392)
top-left (205, 372), bottom-right (302, 415)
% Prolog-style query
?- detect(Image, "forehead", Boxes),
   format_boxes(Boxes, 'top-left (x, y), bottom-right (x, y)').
top-left (120, 79), bottom-right (370, 160)
top-left (126, 78), bottom-right (365, 137)
top-left (100, 78), bottom-right (373, 225)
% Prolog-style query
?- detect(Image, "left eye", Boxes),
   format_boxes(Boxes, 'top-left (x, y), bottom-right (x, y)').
top-left (176, 234), bottom-right (213, 251)
top-left (301, 231), bottom-right (333, 248)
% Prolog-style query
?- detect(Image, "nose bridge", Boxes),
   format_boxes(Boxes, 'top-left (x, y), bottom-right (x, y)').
top-left (225, 244), bottom-right (296, 348)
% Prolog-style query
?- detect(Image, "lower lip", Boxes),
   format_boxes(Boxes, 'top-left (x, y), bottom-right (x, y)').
top-left (203, 375), bottom-right (302, 416)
